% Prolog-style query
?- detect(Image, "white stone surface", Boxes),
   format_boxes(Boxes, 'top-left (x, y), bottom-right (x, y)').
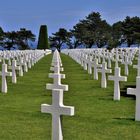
top-left (50, 66), bottom-right (64, 74)
top-left (133, 59), bottom-right (140, 76)
top-left (18, 57), bottom-right (24, 76)
top-left (41, 89), bottom-right (74, 140)
top-left (11, 60), bottom-right (20, 83)
top-left (8, 58), bottom-right (12, 66)
top-left (9, 59), bottom-right (21, 83)
top-left (87, 56), bottom-right (93, 74)
top-left (107, 54), bottom-right (112, 68)
top-left (122, 56), bottom-right (132, 75)
top-left (83, 54), bottom-right (88, 71)
top-left (108, 67), bottom-right (127, 100)
top-left (98, 62), bottom-right (112, 88)
top-left (92, 58), bottom-right (101, 80)
top-left (46, 73), bottom-right (68, 91)
top-left (51, 50), bottom-right (62, 67)
top-left (127, 77), bottom-right (140, 121)
top-left (0, 64), bottom-right (12, 93)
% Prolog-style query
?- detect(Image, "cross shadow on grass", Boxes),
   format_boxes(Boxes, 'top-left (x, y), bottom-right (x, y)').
top-left (113, 117), bottom-right (135, 121)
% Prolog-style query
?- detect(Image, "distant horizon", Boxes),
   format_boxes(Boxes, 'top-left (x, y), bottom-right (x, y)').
top-left (0, 0), bottom-right (140, 37)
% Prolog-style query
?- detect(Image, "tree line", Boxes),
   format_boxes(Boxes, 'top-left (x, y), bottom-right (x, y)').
top-left (0, 28), bottom-right (35, 50)
top-left (49, 12), bottom-right (140, 51)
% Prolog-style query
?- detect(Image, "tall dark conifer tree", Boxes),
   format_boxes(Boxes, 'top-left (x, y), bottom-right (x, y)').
top-left (37, 25), bottom-right (49, 49)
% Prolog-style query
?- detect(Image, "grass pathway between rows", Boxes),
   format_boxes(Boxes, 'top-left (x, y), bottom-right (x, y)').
top-left (0, 54), bottom-right (139, 140)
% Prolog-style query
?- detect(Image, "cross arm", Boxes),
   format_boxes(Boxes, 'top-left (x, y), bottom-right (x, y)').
top-left (6, 72), bottom-right (12, 77)
top-left (119, 76), bottom-right (127, 82)
top-left (127, 88), bottom-right (136, 96)
top-left (51, 62), bottom-right (62, 67)
top-left (15, 66), bottom-right (21, 70)
top-left (108, 75), bottom-right (115, 81)
top-left (49, 73), bottom-right (65, 79)
top-left (50, 67), bottom-right (64, 72)
top-left (59, 105), bottom-right (75, 116)
top-left (46, 84), bottom-right (68, 91)
top-left (41, 104), bottom-right (53, 114)
top-left (106, 69), bottom-right (112, 73)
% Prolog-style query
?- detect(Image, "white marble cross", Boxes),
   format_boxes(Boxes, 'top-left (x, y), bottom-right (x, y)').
top-left (87, 56), bottom-right (93, 74)
top-left (23, 57), bottom-right (28, 72)
top-left (11, 60), bottom-right (21, 83)
top-left (27, 54), bottom-right (32, 69)
top-left (0, 64), bottom-right (12, 93)
top-left (92, 58), bottom-right (101, 80)
top-left (8, 58), bottom-right (12, 66)
top-left (127, 77), bottom-right (140, 121)
top-left (46, 73), bottom-right (68, 91)
top-left (133, 59), bottom-right (140, 76)
top-left (80, 53), bottom-right (84, 67)
top-left (108, 67), bottom-right (127, 100)
top-left (83, 54), bottom-right (88, 71)
top-left (52, 60), bottom-right (62, 68)
top-left (114, 50), bottom-right (120, 67)
top-left (31, 57), bottom-right (35, 66)
top-left (98, 62), bottom-right (112, 88)
top-left (102, 55), bottom-right (106, 63)
top-left (122, 55), bottom-right (132, 75)
top-left (18, 57), bottom-right (24, 76)
top-left (50, 66), bottom-right (64, 74)
top-left (98, 55), bottom-right (101, 63)
top-left (51, 50), bottom-right (62, 67)
top-left (41, 89), bottom-right (74, 140)
top-left (107, 54), bottom-right (112, 68)
top-left (50, 60), bottom-right (64, 74)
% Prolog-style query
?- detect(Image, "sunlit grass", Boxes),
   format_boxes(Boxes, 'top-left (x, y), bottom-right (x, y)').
top-left (0, 53), bottom-right (139, 140)
top-left (61, 54), bottom-right (140, 140)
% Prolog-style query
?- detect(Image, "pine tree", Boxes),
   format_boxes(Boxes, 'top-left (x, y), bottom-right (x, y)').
top-left (37, 25), bottom-right (49, 49)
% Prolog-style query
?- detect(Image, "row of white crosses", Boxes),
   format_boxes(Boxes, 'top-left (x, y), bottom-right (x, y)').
top-left (41, 49), bottom-right (75, 140)
top-left (62, 49), bottom-right (132, 100)
top-left (103, 48), bottom-right (140, 121)
top-left (62, 47), bottom-right (140, 121)
top-left (0, 49), bottom-right (51, 93)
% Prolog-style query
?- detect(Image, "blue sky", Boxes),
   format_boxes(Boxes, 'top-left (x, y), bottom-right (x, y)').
top-left (0, 0), bottom-right (140, 38)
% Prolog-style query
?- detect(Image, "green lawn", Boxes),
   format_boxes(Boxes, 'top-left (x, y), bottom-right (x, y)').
top-left (0, 53), bottom-right (139, 140)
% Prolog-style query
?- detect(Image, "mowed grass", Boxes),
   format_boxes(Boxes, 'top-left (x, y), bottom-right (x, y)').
top-left (0, 55), bottom-right (53, 140)
top-left (60, 54), bottom-right (140, 140)
top-left (0, 53), bottom-right (139, 140)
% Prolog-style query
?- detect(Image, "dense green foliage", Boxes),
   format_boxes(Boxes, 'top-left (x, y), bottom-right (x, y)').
top-left (0, 27), bottom-right (4, 41)
top-left (0, 27), bottom-right (35, 50)
top-left (0, 11), bottom-right (140, 50)
top-left (122, 16), bottom-right (140, 46)
top-left (37, 25), bottom-right (49, 50)
top-left (17, 28), bottom-right (36, 50)
top-left (49, 12), bottom-right (140, 50)
top-left (49, 28), bottom-right (71, 51)
top-left (0, 54), bottom-right (140, 139)
top-left (73, 12), bottom-right (111, 48)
